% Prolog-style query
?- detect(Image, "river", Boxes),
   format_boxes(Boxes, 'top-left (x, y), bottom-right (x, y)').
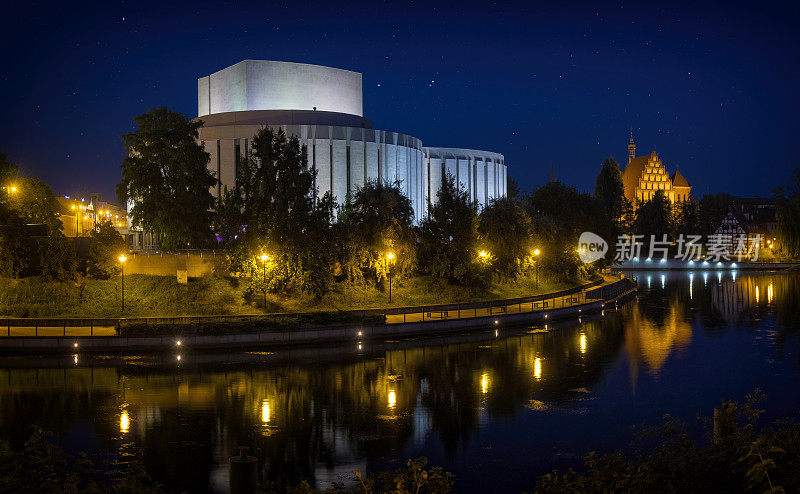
top-left (1, 271), bottom-right (798, 493)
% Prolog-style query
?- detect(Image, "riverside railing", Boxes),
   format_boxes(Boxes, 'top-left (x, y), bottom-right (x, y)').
top-left (0, 277), bottom-right (638, 338)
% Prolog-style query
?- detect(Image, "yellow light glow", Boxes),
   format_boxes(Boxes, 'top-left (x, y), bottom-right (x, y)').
top-left (756, 285), bottom-right (760, 304)
top-left (534, 357), bottom-right (542, 380)
top-left (768, 283), bottom-right (773, 304)
top-left (118, 254), bottom-right (127, 263)
top-left (261, 399), bottom-right (270, 423)
top-left (120, 410), bottom-right (130, 434)
top-left (386, 252), bottom-right (395, 261)
top-left (533, 249), bottom-right (541, 256)
top-left (9, 186), bottom-right (16, 192)
top-left (480, 373), bottom-right (489, 394)
top-left (259, 254), bottom-right (269, 262)
top-left (71, 205), bottom-right (76, 210)
top-left (479, 250), bottom-right (489, 258)
top-left (388, 389), bottom-right (397, 409)
top-left (579, 333), bottom-right (587, 354)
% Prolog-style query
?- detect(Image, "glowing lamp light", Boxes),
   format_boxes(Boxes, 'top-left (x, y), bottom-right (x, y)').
top-left (386, 252), bottom-right (395, 261)
top-left (533, 249), bottom-right (541, 256)
top-left (120, 411), bottom-right (130, 434)
top-left (73, 342), bottom-right (78, 348)
top-left (478, 250), bottom-right (489, 258)
top-left (388, 390), bottom-right (397, 409)
top-left (118, 254), bottom-right (127, 263)
top-left (261, 399), bottom-right (270, 423)
top-left (10, 186), bottom-right (17, 192)
top-left (176, 340), bottom-right (182, 346)
top-left (259, 254), bottom-right (270, 262)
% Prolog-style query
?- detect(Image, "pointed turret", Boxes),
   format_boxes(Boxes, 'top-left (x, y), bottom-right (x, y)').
top-left (627, 128), bottom-right (636, 164)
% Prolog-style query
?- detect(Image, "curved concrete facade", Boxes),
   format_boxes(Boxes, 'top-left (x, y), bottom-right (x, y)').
top-left (198, 60), bottom-right (363, 117)
top-left (195, 61), bottom-right (507, 223)
top-left (422, 147), bottom-right (506, 206)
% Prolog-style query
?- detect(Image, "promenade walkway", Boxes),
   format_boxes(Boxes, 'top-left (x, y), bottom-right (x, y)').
top-left (0, 276), bottom-right (626, 338)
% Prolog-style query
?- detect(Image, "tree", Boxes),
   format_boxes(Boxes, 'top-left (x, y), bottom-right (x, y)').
top-left (0, 152), bottom-right (18, 179)
top-left (226, 126), bottom-right (335, 296)
top-left (6, 176), bottom-right (63, 233)
top-left (524, 181), bottom-right (597, 276)
top-left (88, 220), bottom-right (127, 279)
top-left (698, 193), bottom-right (735, 237)
top-left (633, 190), bottom-right (672, 241)
top-left (117, 107), bottom-right (215, 250)
top-left (418, 173), bottom-right (485, 286)
top-left (594, 157), bottom-right (632, 231)
top-left (672, 198), bottom-right (699, 236)
top-left (478, 197), bottom-right (533, 279)
top-left (342, 180), bottom-right (416, 283)
top-left (775, 169), bottom-right (800, 257)
top-left (0, 204), bottom-right (36, 278)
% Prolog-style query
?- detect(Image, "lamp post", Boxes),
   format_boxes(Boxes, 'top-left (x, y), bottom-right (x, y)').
top-left (386, 252), bottom-right (395, 304)
top-left (533, 248), bottom-right (541, 287)
top-left (118, 254), bottom-right (127, 313)
top-left (259, 254), bottom-right (270, 309)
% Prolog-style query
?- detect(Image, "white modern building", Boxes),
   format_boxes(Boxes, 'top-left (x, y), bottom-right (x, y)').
top-left (196, 60), bottom-right (506, 222)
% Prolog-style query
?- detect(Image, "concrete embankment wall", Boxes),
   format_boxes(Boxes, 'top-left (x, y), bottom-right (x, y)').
top-left (0, 279), bottom-right (638, 354)
top-left (124, 253), bottom-right (228, 277)
top-left (616, 258), bottom-right (798, 270)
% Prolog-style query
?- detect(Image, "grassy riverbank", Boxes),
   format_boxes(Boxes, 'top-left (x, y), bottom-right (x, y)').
top-left (0, 274), bottom-right (583, 318)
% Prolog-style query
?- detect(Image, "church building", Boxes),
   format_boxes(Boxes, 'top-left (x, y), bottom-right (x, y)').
top-left (621, 131), bottom-right (691, 206)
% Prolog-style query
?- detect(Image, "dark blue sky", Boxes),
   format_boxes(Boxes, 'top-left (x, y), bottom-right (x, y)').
top-left (2, 1), bottom-right (798, 202)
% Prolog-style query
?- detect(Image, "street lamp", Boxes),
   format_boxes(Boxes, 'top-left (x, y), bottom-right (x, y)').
top-left (386, 252), bottom-right (395, 304)
top-left (478, 250), bottom-right (489, 258)
top-left (118, 254), bottom-right (128, 313)
top-left (533, 248), bottom-right (541, 287)
top-left (259, 254), bottom-right (270, 309)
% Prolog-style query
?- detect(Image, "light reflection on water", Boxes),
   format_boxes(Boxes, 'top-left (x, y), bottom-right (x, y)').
top-left (0, 271), bottom-right (798, 493)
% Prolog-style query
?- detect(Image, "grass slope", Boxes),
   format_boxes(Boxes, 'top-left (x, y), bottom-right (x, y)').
top-left (0, 274), bottom-right (583, 318)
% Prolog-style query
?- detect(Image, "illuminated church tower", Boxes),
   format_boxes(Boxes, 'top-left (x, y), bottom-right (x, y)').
top-left (621, 131), bottom-right (691, 207)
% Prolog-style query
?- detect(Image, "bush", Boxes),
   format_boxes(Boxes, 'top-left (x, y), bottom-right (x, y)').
top-left (40, 234), bottom-right (77, 281)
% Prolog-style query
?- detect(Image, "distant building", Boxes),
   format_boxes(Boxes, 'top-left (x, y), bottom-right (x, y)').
top-left (58, 193), bottom-right (127, 238)
top-left (713, 198), bottom-right (778, 251)
top-left (621, 131), bottom-right (691, 206)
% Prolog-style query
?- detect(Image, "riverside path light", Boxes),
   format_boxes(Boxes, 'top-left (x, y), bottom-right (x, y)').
top-left (532, 248), bottom-right (541, 286)
top-left (386, 252), bottom-right (396, 304)
top-left (259, 254), bottom-right (270, 309)
top-left (118, 254), bottom-right (127, 313)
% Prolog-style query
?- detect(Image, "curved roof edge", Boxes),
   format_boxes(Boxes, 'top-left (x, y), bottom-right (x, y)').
top-left (423, 146), bottom-right (505, 162)
top-left (195, 110), bottom-right (372, 129)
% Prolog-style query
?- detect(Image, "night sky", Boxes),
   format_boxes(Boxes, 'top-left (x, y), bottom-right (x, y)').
top-left (2, 1), bottom-right (799, 202)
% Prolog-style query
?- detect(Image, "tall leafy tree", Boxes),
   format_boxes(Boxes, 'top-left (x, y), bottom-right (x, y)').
top-left (117, 107), bottom-right (215, 250)
top-left (228, 126), bottom-right (335, 296)
top-left (594, 157), bottom-right (632, 230)
top-left (478, 197), bottom-right (533, 279)
top-left (342, 180), bottom-right (416, 282)
top-left (418, 173), bottom-right (484, 285)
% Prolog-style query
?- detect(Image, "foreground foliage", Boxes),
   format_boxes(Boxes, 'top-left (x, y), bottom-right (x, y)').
top-left (0, 427), bottom-right (162, 493)
top-left (534, 390), bottom-right (800, 494)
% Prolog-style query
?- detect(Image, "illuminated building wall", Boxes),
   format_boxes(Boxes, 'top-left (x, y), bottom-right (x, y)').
top-left (196, 61), bottom-right (506, 222)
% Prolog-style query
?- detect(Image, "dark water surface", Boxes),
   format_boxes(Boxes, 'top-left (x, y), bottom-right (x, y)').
top-left (1, 271), bottom-right (799, 493)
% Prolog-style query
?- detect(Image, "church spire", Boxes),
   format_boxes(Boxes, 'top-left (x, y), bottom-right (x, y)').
top-left (627, 128), bottom-right (636, 164)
